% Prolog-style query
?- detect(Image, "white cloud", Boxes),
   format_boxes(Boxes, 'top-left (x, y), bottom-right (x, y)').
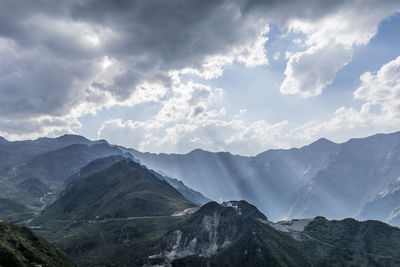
top-left (99, 116), bottom-right (289, 155)
top-left (280, 2), bottom-right (400, 97)
top-left (1, 0), bottom-right (400, 147)
top-left (273, 52), bottom-right (281, 61)
top-left (0, 115), bottom-right (80, 141)
top-left (98, 79), bottom-right (290, 155)
top-left (354, 55), bottom-right (400, 118)
top-left (99, 56), bottom-right (400, 155)
top-left (0, 0), bottom-right (271, 138)
top-left (288, 56), bottom-right (400, 143)
top-left (280, 43), bottom-right (353, 97)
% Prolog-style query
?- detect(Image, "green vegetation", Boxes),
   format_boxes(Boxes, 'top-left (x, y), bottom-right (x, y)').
top-left (0, 143), bottom-right (126, 210)
top-left (301, 217), bottom-right (400, 266)
top-left (3, 135), bottom-right (397, 266)
top-left (0, 221), bottom-right (74, 267)
top-left (159, 201), bottom-right (311, 266)
top-left (0, 198), bottom-right (34, 222)
top-left (34, 216), bottom-right (186, 266)
top-left (170, 221), bottom-right (311, 267)
top-left (39, 160), bottom-right (197, 221)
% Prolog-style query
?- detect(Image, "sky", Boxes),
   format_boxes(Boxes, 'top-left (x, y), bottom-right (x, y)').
top-left (0, 0), bottom-right (400, 155)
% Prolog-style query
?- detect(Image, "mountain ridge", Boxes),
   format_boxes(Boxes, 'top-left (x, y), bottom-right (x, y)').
top-left (38, 160), bottom-right (197, 221)
top-left (2, 130), bottom-right (400, 225)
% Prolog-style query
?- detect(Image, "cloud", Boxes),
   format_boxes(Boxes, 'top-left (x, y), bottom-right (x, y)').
top-left (272, 52), bottom-right (280, 61)
top-left (98, 79), bottom-right (290, 155)
top-left (99, 56), bottom-right (400, 155)
top-left (288, 56), bottom-right (400, 143)
top-left (1, 0), bottom-right (400, 145)
top-left (99, 116), bottom-right (289, 155)
top-left (278, 0), bottom-right (400, 97)
top-left (354, 55), bottom-right (400, 118)
top-left (0, 115), bottom-right (80, 141)
top-left (0, 0), bottom-right (270, 137)
top-left (280, 43), bottom-right (353, 97)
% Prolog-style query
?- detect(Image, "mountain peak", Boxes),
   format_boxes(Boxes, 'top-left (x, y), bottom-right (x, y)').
top-left (40, 159), bottom-right (196, 221)
top-left (308, 137), bottom-right (336, 147)
top-left (92, 139), bottom-right (109, 145)
top-left (0, 136), bottom-right (9, 144)
top-left (187, 148), bottom-right (207, 154)
top-left (195, 200), bottom-right (268, 221)
top-left (56, 134), bottom-right (91, 143)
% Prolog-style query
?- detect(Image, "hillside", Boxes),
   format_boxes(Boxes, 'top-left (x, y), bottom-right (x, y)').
top-left (126, 139), bottom-right (341, 220)
top-left (39, 160), bottom-right (197, 221)
top-left (0, 221), bottom-right (74, 267)
top-left (0, 134), bottom-right (93, 172)
top-left (289, 132), bottom-right (400, 220)
top-left (3, 131), bottom-right (400, 224)
top-left (357, 177), bottom-right (400, 225)
top-left (0, 143), bottom-right (131, 210)
top-left (152, 201), bottom-right (311, 266)
top-left (0, 198), bottom-right (33, 222)
top-left (128, 132), bottom-right (400, 224)
top-left (154, 202), bottom-right (400, 267)
top-left (301, 217), bottom-right (400, 266)
top-left (65, 155), bottom-right (210, 206)
top-left (32, 198), bottom-right (400, 266)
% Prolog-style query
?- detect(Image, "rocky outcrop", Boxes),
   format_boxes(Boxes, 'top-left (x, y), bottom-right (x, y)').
top-left (147, 201), bottom-right (310, 266)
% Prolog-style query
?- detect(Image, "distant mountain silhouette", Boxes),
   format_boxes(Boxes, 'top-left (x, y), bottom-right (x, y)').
top-left (128, 131), bottom-right (400, 225)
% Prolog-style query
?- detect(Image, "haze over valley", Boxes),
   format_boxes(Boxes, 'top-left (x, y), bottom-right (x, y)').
top-left (1, 132), bottom-right (400, 265)
top-left (1, 0), bottom-right (400, 266)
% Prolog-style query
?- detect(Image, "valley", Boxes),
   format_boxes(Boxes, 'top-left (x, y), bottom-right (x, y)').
top-left (0, 132), bottom-right (400, 266)
top-left (2, 1), bottom-right (400, 266)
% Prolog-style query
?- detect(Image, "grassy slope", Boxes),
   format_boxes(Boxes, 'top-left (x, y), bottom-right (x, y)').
top-left (39, 160), bottom-right (197, 221)
top-left (302, 217), bottom-right (400, 266)
top-left (0, 198), bottom-right (34, 222)
top-left (34, 216), bottom-right (186, 266)
top-left (0, 221), bottom-right (74, 267)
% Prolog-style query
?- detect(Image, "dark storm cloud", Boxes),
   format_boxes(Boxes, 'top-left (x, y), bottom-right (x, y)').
top-left (70, 0), bottom-right (235, 68)
top-left (0, 0), bottom-right (399, 137)
top-left (0, 0), bottom-right (264, 121)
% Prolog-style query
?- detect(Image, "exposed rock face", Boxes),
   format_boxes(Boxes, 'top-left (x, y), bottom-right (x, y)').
top-left (149, 201), bottom-right (311, 266)
top-left (161, 201), bottom-right (256, 260)
top-left (358, 177), bottom-right (400, 224)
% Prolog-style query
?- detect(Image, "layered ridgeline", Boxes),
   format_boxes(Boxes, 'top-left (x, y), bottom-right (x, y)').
top-left (2, 131), bottom-right (400, 224)
top-left (33, 159), bottom-right (203, 266)
top-left (152, 202), bottom-right (400, 266)
top-left (15, 155), bottom-right (400, 266)
top-left (0, 135), bottom-right (131, 212)
top-left (0, 221), bottom-right (74, 266)
top-left (0, 136), bottom-right (208, 222)
top-left (39, 160), bottom-right (197, 221)
top-left (153, 201), bottom-right (311, 266)
top-left (33, 196), bottom-right (400, 266)
top-left (127, 131), bottom-right (400, 225)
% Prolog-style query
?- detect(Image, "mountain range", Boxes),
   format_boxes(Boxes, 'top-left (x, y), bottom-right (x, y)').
top-left (32, 175), bottom-right (400, 266)
top-left (127, 131), bottom-right (400, 225)
top-left (1, 131), bottom-right (400, 226)
top-left (39, 160), bottom-right (196, 221)
top-left (1, 131), bottom-right (400, 265)
top-left (21, 156), bottom-right (400, 266)
top-left (0, 135), bottom-right (208, 222)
